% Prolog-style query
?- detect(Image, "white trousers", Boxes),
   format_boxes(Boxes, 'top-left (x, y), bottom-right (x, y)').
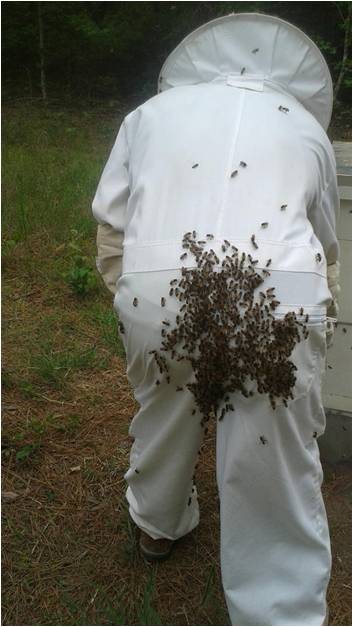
top-left (114, 271), bottom-right (332, 627)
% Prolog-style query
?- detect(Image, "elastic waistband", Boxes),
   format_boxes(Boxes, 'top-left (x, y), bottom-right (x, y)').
top-left (122, 238), bottom-right (327, 277)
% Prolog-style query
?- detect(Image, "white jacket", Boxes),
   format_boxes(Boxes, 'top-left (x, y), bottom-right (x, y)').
top-left (92, 13), bottom-right (340, 321)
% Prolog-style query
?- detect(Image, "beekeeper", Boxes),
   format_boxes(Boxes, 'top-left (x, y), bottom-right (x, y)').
top-left (92, 13), bottom-right (340, 627)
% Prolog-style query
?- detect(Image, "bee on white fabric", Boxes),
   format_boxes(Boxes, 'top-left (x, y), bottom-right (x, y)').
top-left (251, 234), bottom-right (258, 249)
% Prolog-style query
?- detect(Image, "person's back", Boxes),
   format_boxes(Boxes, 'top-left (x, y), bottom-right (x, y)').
top-left (119, 81), bottom-right (337, 310)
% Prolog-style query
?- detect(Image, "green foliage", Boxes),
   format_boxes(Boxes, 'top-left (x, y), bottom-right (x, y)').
top-left (3, 2), bottom-right (352, 104)
top-left (65, 260), bottom-right (97, 296)
top-left (63, 228), bottom-right (97, 296)
top-left (137, 571), bottom-right (163, 626)
top-left (88, 306), bottom-right (125, 357)
top-left (15, 442), bottom-right (41, 461)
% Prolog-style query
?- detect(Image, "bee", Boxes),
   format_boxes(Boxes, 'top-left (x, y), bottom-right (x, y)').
top-left (187, 497), bottom-right (192, 506)
top-left (299, 307), bottom-right (304, 316)
top-left (155, 380), bottom-right (160, 385)
top-left (206, 234), bottom-right (214, 240)
top-left (343, 327), bottom-right (347, 334)
top-left (241, 67), bottom-right (246, 75)
top-left (252, 47), bottom-right (259, 53)
top-left (159, 76), bottom-right (163, 83)
top-left (313, 431), bottom-right (318, 438)
top-left (166, 375), bottom-right (171, 383)
top-left (169, 288), bottom-right (174, 296)
top-left (162, 319), bottom-right (170, 326)
top-left (133, 297), bottom-right (138, 307)
top-left (278, 106), bottom-right (289, 113)
top-left (192, 230), bottom-right (197, 238)
top-left (261, 222), bottom-right (269, 228)
top-left (231, 246), bottom-right (238, 252)
top-left (231, 169), bottom-right (238, 178)
top-left (280, 204), bottom-right (287, 210)
top-left (305, 314), bottom-right (309, 323)
top-left (251, 234), bottom-right (258, 249)
top-left (170, 279), bottom-right (178, 286)
top-left (315, 253), bottom-right (322, 262)
top-left (198, 240), bottom-right (206, 245)
top-left (192, 409), bottom-right (196, 415)
top-left (265, 258), bottom-right (272, 267)
top-left (118, 321), bottom-right (125, 334)
top-left (192, 163), bottom-right (199, 169)
top-left (161, 297), bottom-right (166, 307)
top-left (328, 365), bottom-right (333, 370)
top-left (180, 252), bottom-right (187, 261)
top-left (222, 245), bottom-right (227, 252)
top-left (218, 408), bottom-right (226, 421)
top-left (259, 436), bottom-right (268, 445)
top-left (176, 386), bottom-right (183, 392)
top-left (135, 468), bottom-right (140, 474)
top-left (239, 161), bottom-right (247, 167)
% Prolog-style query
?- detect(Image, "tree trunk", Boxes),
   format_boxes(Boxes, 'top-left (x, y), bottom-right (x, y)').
top-left (333, 4), bottom-right (351, 103)
top-left (38, 1), bottom-right (47, 103)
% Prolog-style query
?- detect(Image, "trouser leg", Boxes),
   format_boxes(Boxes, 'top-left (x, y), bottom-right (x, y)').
top-left (216, 323), bottom-right (332, 626)
top-left (114, 272), bottom-right (204, 540)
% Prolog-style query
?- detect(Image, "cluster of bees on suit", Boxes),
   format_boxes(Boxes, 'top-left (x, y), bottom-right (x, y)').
top-left (146, 231), bottom-right (310, 430)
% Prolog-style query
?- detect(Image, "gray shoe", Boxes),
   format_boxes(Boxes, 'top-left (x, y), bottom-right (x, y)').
top-left (139, 530), bottom-right (175, 561)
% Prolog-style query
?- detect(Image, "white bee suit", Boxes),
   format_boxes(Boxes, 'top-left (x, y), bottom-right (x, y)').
top-left (92, 13), bottom-right (339, 626)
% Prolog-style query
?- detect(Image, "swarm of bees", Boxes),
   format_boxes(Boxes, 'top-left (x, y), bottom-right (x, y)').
top-left (151, 232), bottom-right (309, 429)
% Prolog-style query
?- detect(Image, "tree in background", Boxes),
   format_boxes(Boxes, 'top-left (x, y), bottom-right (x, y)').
top-left (2, 1), bottom-right (351, 107)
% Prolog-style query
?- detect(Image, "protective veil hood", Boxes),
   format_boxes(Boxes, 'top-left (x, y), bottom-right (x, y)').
top-left (158, 13), bottom-right (333, 131)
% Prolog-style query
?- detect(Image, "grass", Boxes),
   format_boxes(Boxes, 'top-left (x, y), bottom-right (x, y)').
top-left (2, 103), bottom-right (351, 626)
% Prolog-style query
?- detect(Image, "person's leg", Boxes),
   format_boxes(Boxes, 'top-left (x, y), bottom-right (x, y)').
top-left (216, 322), bottom-right (331, 626)
top-left (114, 272), bottom-right (204, 540)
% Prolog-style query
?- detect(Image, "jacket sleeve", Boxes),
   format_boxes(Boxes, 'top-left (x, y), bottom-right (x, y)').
top-left (308, 166), bottom-right (340, 267)
top-left (92, 119), bottom-right (130, 295)
top-left (307, 146), bottom-right (341, 347)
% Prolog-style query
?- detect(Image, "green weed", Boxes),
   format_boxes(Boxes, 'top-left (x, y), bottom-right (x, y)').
top-left (15, 442), bottom-right (41, 462)
top-left (137, 571), bottom-right (162, 626)
top-left (89, 306), bottom-right (125, 356)
top-left (30, 345), bottom-right (99, 388)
